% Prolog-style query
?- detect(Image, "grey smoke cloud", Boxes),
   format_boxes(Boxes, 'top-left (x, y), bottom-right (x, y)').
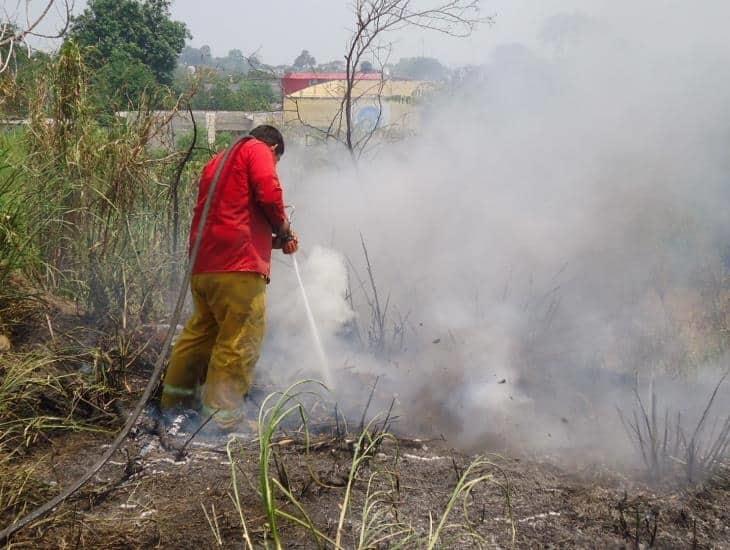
top-left (257, 2), bottom-right (730, 467)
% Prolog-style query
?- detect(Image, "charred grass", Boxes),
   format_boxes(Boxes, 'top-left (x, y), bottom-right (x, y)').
top-left (2, 409), bottom-right (728, 549)
top-left (0, 304), bottom-right (156, 538)
top-left (1, 287), bottom-right (728, 548)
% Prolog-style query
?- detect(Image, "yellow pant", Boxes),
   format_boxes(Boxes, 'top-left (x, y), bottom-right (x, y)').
top-left (161, 272), bottom-right (266, 428)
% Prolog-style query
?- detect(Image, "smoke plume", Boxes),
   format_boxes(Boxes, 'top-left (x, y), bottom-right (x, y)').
top-left (260, 1), bottom-right (730, 467)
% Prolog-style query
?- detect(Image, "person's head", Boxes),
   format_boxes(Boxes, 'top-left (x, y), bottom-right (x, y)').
top-left (249, 125), bottom-right (285, 161)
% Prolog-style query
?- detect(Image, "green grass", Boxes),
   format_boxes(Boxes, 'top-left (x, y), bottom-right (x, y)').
top-left (255, 380), bottom-right (332, 548)
top-left (220, 381), bottom-right (516, 549)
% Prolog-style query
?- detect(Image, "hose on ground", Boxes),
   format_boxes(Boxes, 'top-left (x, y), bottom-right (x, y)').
top-left (0, 137), bottom-right (248, 544)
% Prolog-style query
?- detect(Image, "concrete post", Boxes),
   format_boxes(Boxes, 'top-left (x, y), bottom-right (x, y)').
top-left (206, 112), bottom-right (216, 146)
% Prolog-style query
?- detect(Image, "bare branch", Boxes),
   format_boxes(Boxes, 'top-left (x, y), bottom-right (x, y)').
top-left (0, 0), bottom-right (72, 74)
top-left (25, 0), bottom-right (72, 40)
top-left (337, 0), bottom-right (484, 158)
top-left (289, 96), bottom-right (347, 146)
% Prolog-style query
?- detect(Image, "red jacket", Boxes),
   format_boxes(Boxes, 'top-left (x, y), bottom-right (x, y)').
top-left (189, 137), bottom-right (287, 279)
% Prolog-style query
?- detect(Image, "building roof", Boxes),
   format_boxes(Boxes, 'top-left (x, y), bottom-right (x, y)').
top-left (281, 72), bottom-right (384, 95)
top-left (283, 72), bottom-right (382, 81)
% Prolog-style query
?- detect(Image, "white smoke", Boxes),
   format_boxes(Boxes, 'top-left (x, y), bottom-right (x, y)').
top-left (300, 246), bottom-right (355, 336)
top-left (262, 1), bottom-right (730, 465)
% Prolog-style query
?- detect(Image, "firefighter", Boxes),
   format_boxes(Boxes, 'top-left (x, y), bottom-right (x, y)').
top-left (160, 125), bottom-right (298, 431)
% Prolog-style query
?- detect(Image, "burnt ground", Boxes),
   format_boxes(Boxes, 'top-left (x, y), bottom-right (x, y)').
top-left (3, 399), bottom-right (729, 549)
top-left (1, 293), bottom-right (728, 549)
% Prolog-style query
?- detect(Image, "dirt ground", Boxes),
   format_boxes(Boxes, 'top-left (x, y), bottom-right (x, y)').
top-left (1, 299), bottom-right (728, 548)
top-left (3, 398), bottom-right (729, 549)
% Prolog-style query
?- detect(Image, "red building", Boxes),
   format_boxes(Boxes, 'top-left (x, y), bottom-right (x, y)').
top-left (281, 72), bottom-right (382, 96)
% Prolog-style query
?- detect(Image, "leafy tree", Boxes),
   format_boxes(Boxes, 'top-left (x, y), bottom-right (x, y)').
top-left (293, 49), bottom-right (316, 70)
top-left (176, 70), bottom-right (277, 111)
top-left (68, 0), bottom-right (189, 85)
top-left (0, 24), bottom-right (29, 70)
top-left (180, 46), bottom-right (252, 75)
top-left (0, 25), bottom-right (58, 116)
top-left (392, 56), bottom-right (448, 81)
top-left (93, 50), bottom-right (159, 110)
top-left (199, 45), bottom-right (213, 66)
top-left (317, 59), bottom-right (346, 72)
top-left (180, 45), bottom-right (212, 67)
top-left (219, 49), bottom-right (251, 74)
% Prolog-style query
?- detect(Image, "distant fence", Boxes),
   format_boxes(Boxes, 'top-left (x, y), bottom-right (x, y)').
top-left (1, 111), bottom-right (284, 149)
top-left (118, 110), bottom-right (283, 148)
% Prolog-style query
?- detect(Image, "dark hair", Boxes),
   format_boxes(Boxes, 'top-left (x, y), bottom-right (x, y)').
top-left (249, 125), bottom-right (285, 157)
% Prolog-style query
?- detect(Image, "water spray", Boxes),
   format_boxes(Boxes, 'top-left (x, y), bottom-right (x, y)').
top-left (291, 253), bottom-right (334, 389)
top-left (287, 206), bottom-right (334, 389)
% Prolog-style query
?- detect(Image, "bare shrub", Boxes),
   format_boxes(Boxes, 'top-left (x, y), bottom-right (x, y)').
top-left (619, 371), bottom-right (730, 485)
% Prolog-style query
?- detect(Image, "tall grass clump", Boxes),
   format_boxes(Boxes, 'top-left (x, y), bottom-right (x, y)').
top-left (619, 372), bottom-right (730, 485)
top-left (0, 41), bottom-right (196, 527)
top-left (255, 381), bottom-right (335, 549)
top-left (2, 41), bottom-right (192, 322)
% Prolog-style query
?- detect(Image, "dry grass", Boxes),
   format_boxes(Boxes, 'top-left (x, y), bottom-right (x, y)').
top-left (0, 351), bottom-right (118, 461)
top-left (1, 41), bottom-right (191, 323)
top-left (0, 347), bottom-right (124, 537)
top-left (619, 372), bottom-right (730, 486)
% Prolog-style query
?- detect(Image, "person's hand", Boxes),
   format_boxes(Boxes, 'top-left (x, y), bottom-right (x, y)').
top-left (282, 232), bottom-right (299, 255)
top-left (272, 235), bottom-right (285, 249)
top-left (273, 220), bottom-right (293, 249)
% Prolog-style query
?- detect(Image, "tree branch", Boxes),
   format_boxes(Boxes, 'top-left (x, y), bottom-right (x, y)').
top-left (0, 0), bottom-right (72, 73)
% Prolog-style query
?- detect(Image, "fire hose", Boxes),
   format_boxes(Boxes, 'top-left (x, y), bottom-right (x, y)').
top-left (0, 137), bottom-right (249, 543)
